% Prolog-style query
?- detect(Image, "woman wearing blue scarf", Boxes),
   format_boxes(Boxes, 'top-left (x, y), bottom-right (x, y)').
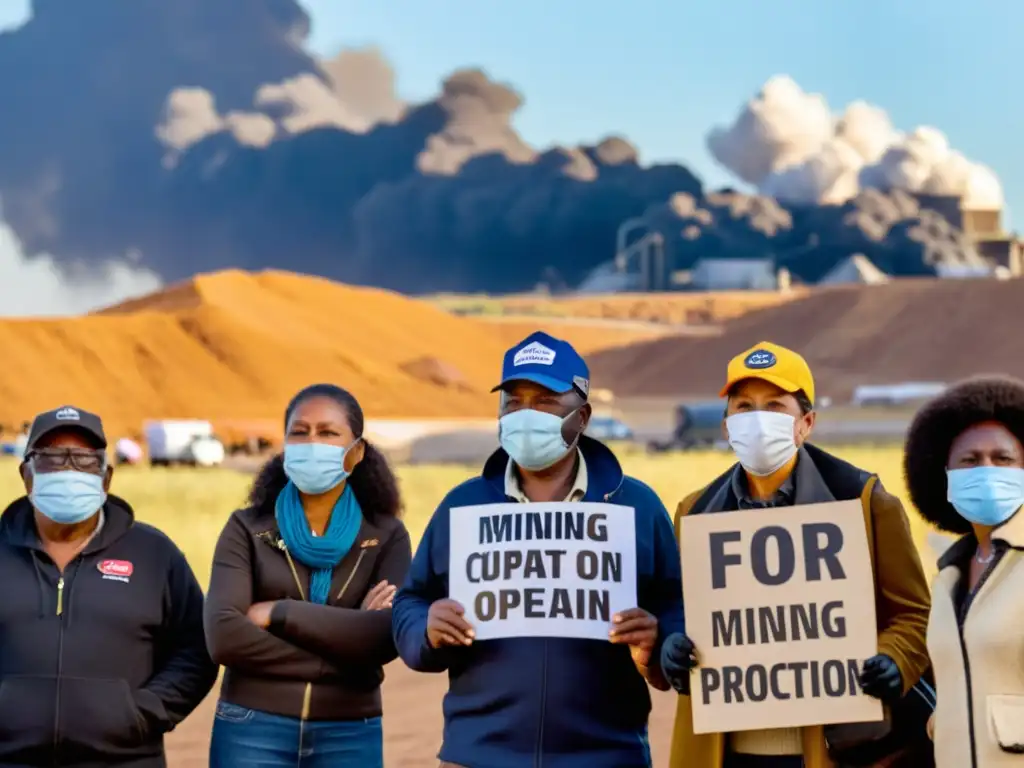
top-left (205, 384), bottom-right (411, 768)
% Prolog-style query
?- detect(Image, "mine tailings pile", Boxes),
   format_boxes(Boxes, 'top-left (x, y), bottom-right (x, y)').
top-left (590, 278), bottom-right (1024, 400)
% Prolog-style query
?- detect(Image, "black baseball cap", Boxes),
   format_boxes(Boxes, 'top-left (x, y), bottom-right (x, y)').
top-left (26, 405), bottom-right (107, 451)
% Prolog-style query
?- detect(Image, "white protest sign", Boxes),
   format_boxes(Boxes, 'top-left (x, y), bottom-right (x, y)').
top-left (448, 502), bottom-right (637, 641)
top-left (679, 500), bottom-right (883, 734)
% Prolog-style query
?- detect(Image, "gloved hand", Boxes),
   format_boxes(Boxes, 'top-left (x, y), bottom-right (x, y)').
top-left (660, 633), bottom-right (698, 695)
top-left (858, 654), bottom-right (902, 702)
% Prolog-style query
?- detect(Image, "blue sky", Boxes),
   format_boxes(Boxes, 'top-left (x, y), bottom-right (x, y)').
top-left (2, 0), bottom-right (1020, 226)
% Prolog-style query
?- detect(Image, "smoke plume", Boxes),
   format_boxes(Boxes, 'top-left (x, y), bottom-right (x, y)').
top-left (0, 2), bottom-right (1008, 301)
top-left (708, 76), bottom-right (1003, 209)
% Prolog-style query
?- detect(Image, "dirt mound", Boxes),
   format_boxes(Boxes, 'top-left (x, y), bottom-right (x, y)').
top-left (0, 270), bottom-right (511, 439)
top-left (478, 317), bottom-right (685, 355)
top-left (400, 357), bottom-right (472, 390)
top-left (590, 278), bottom-right (1024, 401)
top-left (497, 290), bottom-right (806, 324)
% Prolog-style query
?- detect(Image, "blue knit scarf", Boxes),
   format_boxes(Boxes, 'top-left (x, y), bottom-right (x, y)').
top-left (274, 480), bottom-right (363, 604)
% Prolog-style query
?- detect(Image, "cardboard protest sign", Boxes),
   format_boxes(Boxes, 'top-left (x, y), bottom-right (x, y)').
top-left (448, 502), bottom-right (637, 641)
top-left (679, 500), bottom-right (883, 734)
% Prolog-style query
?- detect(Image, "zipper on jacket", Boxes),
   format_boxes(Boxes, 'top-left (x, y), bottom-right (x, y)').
top-left (53, 607), bottom-right (65, 765)
top-left (336, 550), bottom-right (367, 600)
top-left (52, 578), bottom-right (65, 764)
top-left (282, 549), bottom-right (308, 602)
top-left (282, 547), bottom-right (314, 720)
top-left (51, 561), bottom-right (81, 764)
top-left (300, 683), bottom-right (313, 720)
top-left (955, 553), bottom-right (1004, 768)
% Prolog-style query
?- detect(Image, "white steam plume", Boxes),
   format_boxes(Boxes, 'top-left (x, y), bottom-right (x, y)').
top-left (708, 75), bottom-right (1003, 210)
top-left (0, 206), bottom-right (162, 317)
top-left (155, 47), bottom-right (406, 159)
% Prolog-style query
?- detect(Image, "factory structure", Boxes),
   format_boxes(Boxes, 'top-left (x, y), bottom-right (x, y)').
top-left (582, 191), bottom-right (1023, 293)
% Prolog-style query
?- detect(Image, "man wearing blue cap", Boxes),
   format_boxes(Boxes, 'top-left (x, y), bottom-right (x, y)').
top-left (393, 331), bottom-right (685, 768)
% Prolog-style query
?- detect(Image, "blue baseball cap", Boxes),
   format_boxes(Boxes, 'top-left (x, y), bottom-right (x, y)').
top-left (492, 331), bottom-right (590, 398)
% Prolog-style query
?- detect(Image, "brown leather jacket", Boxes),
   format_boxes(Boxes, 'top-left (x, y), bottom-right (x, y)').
top-left (669, 445), bottom-right (931, 768)
top-left (204, 505), bottom-right (411, 721)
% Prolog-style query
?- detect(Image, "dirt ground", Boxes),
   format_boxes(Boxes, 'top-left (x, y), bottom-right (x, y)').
top-left (166, 663), bottom-right (677, 767)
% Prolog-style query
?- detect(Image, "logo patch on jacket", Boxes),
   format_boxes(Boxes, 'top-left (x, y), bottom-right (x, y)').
top-left (98, 559), bottom-right (133, 583)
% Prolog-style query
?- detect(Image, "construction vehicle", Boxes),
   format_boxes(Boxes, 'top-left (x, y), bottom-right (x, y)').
top-left (647, 400), bottom-right (727, 452)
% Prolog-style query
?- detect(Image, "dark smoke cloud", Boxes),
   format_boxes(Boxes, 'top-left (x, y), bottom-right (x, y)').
top-left (0, 1), bottom-right (1000, 299)
top-left (640, 187), bottom-right (986, 285)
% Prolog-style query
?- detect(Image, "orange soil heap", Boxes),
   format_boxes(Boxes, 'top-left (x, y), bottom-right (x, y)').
top-left (496, 290), bottom-right (804, 325)
top-left (0, 270), bottom-right (513, 441)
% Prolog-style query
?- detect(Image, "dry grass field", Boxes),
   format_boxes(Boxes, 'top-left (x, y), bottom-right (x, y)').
top-left (0, 446), bottom-right (941, 767)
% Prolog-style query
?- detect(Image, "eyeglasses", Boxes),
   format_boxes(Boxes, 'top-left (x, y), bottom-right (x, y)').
top-left (27, 447), bottom-right (106, 474)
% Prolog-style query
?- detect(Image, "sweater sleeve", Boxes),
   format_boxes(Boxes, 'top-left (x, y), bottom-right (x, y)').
top-left (643, 491), bottom-right (687, 644)
top-left (203, 513), bottom-right (336, 679)
top-left (392, 503), bottom-right (457, 673)
top-left (869, 484), bottom-right (932, 694)
top-left (270, 523), bottom-right (413, 666)
top-left (134, 543), bottom-right (218, 736)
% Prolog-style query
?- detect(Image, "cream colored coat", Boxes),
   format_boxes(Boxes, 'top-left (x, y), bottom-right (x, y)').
top-left (928, 510), bottom-right (1024, 768)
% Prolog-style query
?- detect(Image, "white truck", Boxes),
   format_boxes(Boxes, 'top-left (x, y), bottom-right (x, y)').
top-left (144, 420), bottom-right (225, 468)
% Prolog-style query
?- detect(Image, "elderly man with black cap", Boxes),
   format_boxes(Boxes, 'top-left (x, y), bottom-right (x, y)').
top-left (0, 405), bottom-right (217, 767)
top-left (393, 332), bottom-right (685, 768)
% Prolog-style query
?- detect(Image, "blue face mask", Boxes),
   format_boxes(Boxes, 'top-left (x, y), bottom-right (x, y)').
top-left (499, 409), bottom-right (577, 472)
top-left (30, 470), bottom-right (107, 525)
top-left (283, 441), bottom-right (357, 495)
top-left (947, 466), bottom-right (1024, 527)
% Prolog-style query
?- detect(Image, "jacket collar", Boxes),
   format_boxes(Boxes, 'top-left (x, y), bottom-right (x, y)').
top-left (483, 434), bottom-right (624, 501)
top-left (701, 447), bottom-right (836, 514)
top-left (505, 448), bottom-right (588, 503)
top-left (938, 507), bottom-right (1024, 570)
top-left (0, 494), bottom-right (135, 553)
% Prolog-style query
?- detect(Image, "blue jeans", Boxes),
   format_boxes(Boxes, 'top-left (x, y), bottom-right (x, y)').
top-left (209, 700), bottom-right (383, 768)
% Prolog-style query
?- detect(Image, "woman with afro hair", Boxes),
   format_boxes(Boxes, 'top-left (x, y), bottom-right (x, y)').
top-left (904, 376), bottom-right (1024, 768)
top-left (204, 384), bottom-right (411, 768)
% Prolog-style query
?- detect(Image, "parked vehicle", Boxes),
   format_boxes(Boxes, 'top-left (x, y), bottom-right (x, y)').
top-left (647, 400), bottom-right (727, 452)
top-left (586, 415), bottom-right (634, 442)
top-left (851, 382), bottom-right (946, 407)
top-left (144, 419), bottom-right (225, 467)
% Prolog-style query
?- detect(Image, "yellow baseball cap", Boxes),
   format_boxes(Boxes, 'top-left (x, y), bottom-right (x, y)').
top-left (720, 341), bottom-right (815, 405)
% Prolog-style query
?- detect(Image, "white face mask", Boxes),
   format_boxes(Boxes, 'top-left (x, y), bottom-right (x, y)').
top-left (499, 408), bottom-right (578, 471)
top-left (725, 411), bottom-right (799, 476)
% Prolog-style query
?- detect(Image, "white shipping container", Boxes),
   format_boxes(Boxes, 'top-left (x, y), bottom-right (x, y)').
top-left (144, 420), bottom-right (223, 467)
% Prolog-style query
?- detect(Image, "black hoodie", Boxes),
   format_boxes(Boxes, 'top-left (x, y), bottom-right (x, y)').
top-left (0, 495), bottom-right (217, 768)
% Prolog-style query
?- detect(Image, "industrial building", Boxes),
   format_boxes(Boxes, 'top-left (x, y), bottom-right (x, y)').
top-left (585, 191), bottom-right (1023, 293)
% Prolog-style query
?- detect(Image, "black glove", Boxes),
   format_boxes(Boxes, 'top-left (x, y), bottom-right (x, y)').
top-left (858, 654), bottom-right (902, 702)
top-left (660, 633), bottom-right (698, 695)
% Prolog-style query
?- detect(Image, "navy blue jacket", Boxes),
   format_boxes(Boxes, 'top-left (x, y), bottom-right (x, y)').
top-left (392, 436), bottom-right (685, 768)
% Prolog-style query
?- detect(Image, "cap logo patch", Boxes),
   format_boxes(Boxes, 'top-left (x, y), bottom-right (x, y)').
top-left (744, 350), bottom-right (777, 369)
top-left (55, 407), bottom-right (80, 421)
top-left (573, 375), bottom-right (590, 396)
top-left (513, 341), bottom-right (556, 367)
